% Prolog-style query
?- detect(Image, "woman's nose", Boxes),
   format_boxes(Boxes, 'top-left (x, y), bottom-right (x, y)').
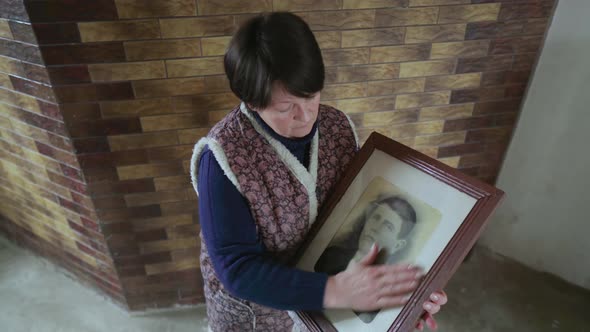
top-left (294, 104), bottom-right (311, 122)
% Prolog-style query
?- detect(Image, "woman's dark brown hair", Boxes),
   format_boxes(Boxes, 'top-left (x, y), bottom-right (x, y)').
top-left (224, 12), bottom-right (325, 109)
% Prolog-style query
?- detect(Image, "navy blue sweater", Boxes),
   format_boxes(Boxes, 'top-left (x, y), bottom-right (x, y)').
top-left (197, 112), bottom-right (328, 311)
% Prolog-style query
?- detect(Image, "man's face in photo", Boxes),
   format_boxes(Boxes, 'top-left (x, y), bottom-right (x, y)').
top-left (358, 203), bottom-right (408, 257)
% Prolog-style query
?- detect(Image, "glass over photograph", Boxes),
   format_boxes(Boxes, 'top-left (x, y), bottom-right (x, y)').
top-left (314, 176), bottom-right (442, 324)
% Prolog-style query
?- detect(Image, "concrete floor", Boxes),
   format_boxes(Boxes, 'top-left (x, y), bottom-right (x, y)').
top-left (1, 236), bottom-right (589, 332)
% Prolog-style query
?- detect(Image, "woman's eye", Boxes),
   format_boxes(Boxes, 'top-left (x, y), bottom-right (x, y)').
top-left (383, 221), bottom-right (394, 231)
top-left (278, 104), bottom-right (292, 113)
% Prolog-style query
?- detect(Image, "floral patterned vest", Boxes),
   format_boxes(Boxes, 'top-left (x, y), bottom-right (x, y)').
top-left (190, 102), bottom-right (358, 332)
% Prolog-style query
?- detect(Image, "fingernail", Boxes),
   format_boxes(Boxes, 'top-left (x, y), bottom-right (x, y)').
top-left (431, 294), bottom-right (439, 301)
top-left (424, 303), bottom-right (432, 310)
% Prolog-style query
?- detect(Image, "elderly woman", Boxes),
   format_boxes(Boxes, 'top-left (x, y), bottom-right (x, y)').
top-left (190, 12), bottom-right (446, 332)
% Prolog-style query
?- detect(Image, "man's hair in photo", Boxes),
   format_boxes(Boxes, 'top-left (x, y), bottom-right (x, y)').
top-left (224, 12), bottom-right (325, 109)
top-left (370, 196), bottom-right (417, 238)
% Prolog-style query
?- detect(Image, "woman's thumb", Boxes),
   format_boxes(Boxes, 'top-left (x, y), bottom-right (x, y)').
top-left (359, 243), bottom-right (379, 266)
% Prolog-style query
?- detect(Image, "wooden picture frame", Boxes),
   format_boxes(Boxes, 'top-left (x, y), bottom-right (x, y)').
top-left (293, 132), bottom-right (504, 332)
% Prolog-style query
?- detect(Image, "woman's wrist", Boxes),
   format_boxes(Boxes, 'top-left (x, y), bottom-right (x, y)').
top-left (323, 275), bottom-right (345, 309)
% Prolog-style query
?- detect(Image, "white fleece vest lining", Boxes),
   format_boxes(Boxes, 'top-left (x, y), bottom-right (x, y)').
top-left (239, 102), bottom-right (320, 226)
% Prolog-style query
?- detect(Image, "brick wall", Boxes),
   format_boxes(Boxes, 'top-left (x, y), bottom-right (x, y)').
top-left (0, 0), bottom-right (555, 310)
top-left (0, 0), bottom-right (125, 305)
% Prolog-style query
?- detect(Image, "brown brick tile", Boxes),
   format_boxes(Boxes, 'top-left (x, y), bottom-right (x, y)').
top-left (78, 150), bottom-right (149, 168)
top-left (366, 78), bottom-right (425, 96)
top-left (0, 88), bottom-right (42, 114)
top-left (419, 103), bottom-right (474, 121)
top-left (203, 75), bottom-right (232, 93)
top-left (0, 19), bottom-right (13, 39)
top-left (97, 204), bottom-right (161, 222)
top-left (172, 93), bottom-right (240, 113)
top-left (139, 237), bottom-right (197, 255)
top-left (88, 61), bottom-right (166, 82)
top-left (322, 48), bottom-right (370, 66)
top-left (443, 115), bottom-right (494, 132)
top-left (33, 23), bottom-right (81, 45)
top-left (48, 66), bottom-right (91, 85)
top-left (9, 76), bottom-right (56, 102)
top-left (160, 16), bottom-right (235, 38)
top-left (319, 83), bottom-right (367, 100)
top-left (0, 55), bottom-right (24, 76)
top-left (330, 96), bottom-right (396, 113)
top-left (68, 118), bottom-right (142, 138)
top-left (405, 24), bottom-right (466, 44)
top-left (437, 142), bottom-right (485, 158)
top-left (466, 127), bottom-right (512, 143)
top-left (362, 109), bottom-right (418, 127)
top-left (415, 131), bottom-right (466, 147)
top-left (154, 175), bottom-right (191, 191)
top-left (25, 0), bottom-right (118, 22)
top-left (115, 0), bottom-right (196, 18)
top-left (0, 39), bottom-right (43, 64)
top-left (425, 73), bottom-right (481, 91)
top-left (108, 132), bottom-right (179, 152)
top-left (274, 0), bottom-right (343, 11)
top-left (370, 44), bottom-right (430, 63)
top-left (342, 0), bottom-right (407, 9)
top-left (473, 99), bottom-right (521, 115)
top-left (148, 145), bottom-right (193, 162)
top-left (438, 3), bottom-right (501, 23)
top-left (465, 19), bottom-right (548, 40)
top-left (456, 55), bottom-right (513, 73)
top-left (167, 224), bottom-right (199, 240)
top-left (409, 0), bottom-right (468, 6)
top-left (494, 112), bottom-right (518, 126)
top-left (141, 113), bottom-right (208, 132)
top-left (125, 190), bottom-right (187, 207)
top-left (450, 87), bottom-right (505, 103)
top-left (73, 137), bottom-right (111, 154)
top-left (396, 91), bottom-right (450, 109)
top-left (498, 3), bottom-right (555, 21)
top-left (390, 121), bottom-right (444, 139)
top-left (21, 63), bottom-right (51, 84)
top-left (41, 43), bottom-right (126, 65)
top-left (375, 7), bottom-right (439, 27)
top-left (101, 98), bottom-right (174, 119)
top-left (54, 82), bottom-right (134, 103)
top-left (132, 77), bottom-right (206, 98)
top-left (341, 28), bottom-right (404, 48)
top-left (430, 40), bottom-right (490, 59)
top-left (512, 53), bottom-right (538, 71)
top-left (131, 214), bottom-right (193, 232)
top-left (16, 110), bottom-right (68, 136)
top-left (60, 103), bottom-right (101, 123)
top-left (166, 57), bottom-right (224, 77)
top-left (78, 20), bottom-right (160, 43)
top-left (85, 168), bottom-right (121, 186)
top-left (314, 31), bottom-right (342, 49)
top-left (325, 63), bottom-right (399, 83)
top-left (490, 36), bottom-right (543, 55)
top-left (297, 10), bottom-right (375, 31)
top-left (8, 21), bottom-right (37, 44)
top-left (88, 179), bottom-right (155, 196)
top-left (198, 0), bottom-right (272, 15)
top-left (177, 128), bottom-right (211, 145)
top-left (200, 36), bottom-right (230, 56)
top-left (0, 72), bottom-right (12, 89)
top-left (399, 59), bottom-right (455, 78)
top-left (481, 70), bottom-right (531, 87)
top-left (125, 38), bottom-right (201, 61)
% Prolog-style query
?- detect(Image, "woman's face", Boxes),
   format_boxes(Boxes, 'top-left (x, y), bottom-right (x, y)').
top-left (253, 82), bottom-right (320, 138)
top-left (357, 204), bottom-right (407, 256)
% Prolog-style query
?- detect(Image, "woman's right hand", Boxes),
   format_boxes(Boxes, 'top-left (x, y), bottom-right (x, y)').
top-left (323, 243), bottom-right (423, 311)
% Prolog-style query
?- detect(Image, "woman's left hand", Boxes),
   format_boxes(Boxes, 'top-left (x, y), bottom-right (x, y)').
top-left (415, 290), bottom-right (447, 331)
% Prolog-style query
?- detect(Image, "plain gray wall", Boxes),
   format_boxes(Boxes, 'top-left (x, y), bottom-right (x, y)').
top-left (480, 0), bottom-right (590, 290)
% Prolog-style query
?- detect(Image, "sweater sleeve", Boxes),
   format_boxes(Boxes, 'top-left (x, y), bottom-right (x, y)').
top-left (197, 147), bottom-right (328, 311)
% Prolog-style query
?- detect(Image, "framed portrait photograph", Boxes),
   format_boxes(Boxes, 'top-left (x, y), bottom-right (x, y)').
top-left (293, 132), bottom-right (505, 332)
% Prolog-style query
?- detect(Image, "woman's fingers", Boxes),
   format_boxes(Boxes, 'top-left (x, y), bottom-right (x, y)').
top-left (430, 291), bottom-right (447, 305)
top-left (375, 293), bottom-right (412, 308)
top-left (423, 301), bottom-right (440, 315)
top-left (424, 313), bottom-right (438, 330)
